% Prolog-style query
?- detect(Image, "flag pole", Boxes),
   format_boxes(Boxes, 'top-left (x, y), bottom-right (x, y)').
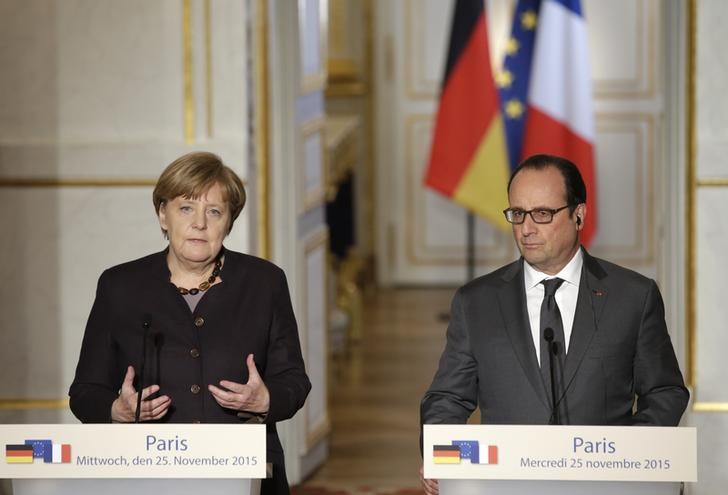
top-left (437, 210), bottom-right (475, 323)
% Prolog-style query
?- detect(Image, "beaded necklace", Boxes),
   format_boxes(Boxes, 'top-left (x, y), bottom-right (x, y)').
top-left (175, 255), bottom-right (222, 295)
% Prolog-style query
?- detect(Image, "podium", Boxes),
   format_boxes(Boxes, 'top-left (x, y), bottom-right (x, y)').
top-left (1, 424), bottom-right (266, 495)
top-left (13, 479), bottom-right (261, 495)
top-left (438, 479), bottom-right (679, 495)
top-left (424, 425), bottom-right (696, 495)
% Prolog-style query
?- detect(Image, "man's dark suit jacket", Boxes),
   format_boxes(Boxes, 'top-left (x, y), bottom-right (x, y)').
top-left (421, 249), bottom-right (689, 427)
top-left (69, 249), bottom-right (311, 493)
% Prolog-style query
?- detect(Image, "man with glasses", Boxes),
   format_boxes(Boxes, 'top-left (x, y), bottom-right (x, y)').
top-left (420, 154), bottom-right (688, 495)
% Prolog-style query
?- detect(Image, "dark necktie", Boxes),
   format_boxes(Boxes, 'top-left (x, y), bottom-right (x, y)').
top-left (539, 278), bottom-right (566, 414)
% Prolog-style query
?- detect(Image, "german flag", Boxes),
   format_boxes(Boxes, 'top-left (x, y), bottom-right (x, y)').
top-left (433, 444), bottom-right (461, 464)
top-left (424, 0), bottom-right (510, 231)
top-left (6, 444), bottom-right (34, 463)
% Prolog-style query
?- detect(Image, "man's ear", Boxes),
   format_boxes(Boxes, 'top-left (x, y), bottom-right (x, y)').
top-left (574, 204), bottom-right (586, 230)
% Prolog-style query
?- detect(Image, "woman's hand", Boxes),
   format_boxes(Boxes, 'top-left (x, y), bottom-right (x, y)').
top-left (111, 366), bottom-right (172, 422)
top-left (421, 465), bottom-right (439, 495)
top-left (209, 354), bottom-right (270, 414)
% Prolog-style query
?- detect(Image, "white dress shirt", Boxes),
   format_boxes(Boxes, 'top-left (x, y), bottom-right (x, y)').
top-left (524, 248), bottom-right (583, 366)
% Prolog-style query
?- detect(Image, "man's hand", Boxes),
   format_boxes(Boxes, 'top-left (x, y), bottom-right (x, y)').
top-left (420, 464), bottom-right (439, 495)
top-left (111, 366), bottom-right (172, 422)
top-left (209, 354), bottom-right (270, 414)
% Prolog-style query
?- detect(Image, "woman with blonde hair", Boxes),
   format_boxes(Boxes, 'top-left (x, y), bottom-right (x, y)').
top-left (70, 151), bottom-right (310, 494)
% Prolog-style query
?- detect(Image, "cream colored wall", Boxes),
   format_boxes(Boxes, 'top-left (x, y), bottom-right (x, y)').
top-left (685, 0), bottom-right (728, 492)
top-left (0, 0), bottom-right (249, 423)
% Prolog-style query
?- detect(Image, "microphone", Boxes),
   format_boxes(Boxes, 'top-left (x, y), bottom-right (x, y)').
top-left (135, 316), bottom-right (152, 423)
top-left (153, 332), bottom-right (164, 395)
top-left (543, 327), bottom-right (560, 425)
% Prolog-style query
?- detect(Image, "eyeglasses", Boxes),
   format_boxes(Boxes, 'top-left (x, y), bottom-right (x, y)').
top-left (502, 205), bottom-right (572, 224)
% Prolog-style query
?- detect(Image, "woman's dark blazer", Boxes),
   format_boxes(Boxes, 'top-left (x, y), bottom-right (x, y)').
top-left (69, 248), bottom-right (311, 491)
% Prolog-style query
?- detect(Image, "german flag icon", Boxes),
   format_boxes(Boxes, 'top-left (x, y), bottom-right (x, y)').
top-left (6, 444), bottom-right (34, 464)
top-left (433, 444), bottom-right (461, 464)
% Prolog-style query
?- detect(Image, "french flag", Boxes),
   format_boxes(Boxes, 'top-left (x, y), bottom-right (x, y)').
top-left (51, 444), bottom-right (71, 464)
top-left (521, 0), bottom-right (597, 247)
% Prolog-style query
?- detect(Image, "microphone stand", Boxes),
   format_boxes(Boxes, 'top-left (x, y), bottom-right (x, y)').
top-left (135, 320), bottom-right (151, 423)
top-left (543, 327), bottom-right (560, 425)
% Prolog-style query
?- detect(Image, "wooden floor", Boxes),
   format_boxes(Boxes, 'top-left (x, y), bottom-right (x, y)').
top-left (293, 287), bottom-right (454, 495)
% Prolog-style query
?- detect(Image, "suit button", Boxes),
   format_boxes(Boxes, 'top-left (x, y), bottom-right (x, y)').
top-left (190, 384), bottom-right (201, 394)
top-left (190, 348), bottom-right (200, 358)
top-left (194, 316), bottom-right (205, 327)
top-left (192, 420), bottom-right (201, 424)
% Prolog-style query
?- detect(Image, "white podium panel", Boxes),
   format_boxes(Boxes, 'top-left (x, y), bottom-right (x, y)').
top-left (0, 424), bottom-right (265, 479)
top-left (439, 479), bottom-right (679, 495)
top-left (13, 479), bottom-right (261, 495)
top-left (424, 424), bottom-right (696, 494)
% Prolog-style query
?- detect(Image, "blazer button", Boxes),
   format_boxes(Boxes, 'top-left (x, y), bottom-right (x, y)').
top-left (190, 384), bottom-right (201, 394)
top-left (190, 348), bottom-right (200, 358)
top-left (194, 316), bottom-right (205, 327)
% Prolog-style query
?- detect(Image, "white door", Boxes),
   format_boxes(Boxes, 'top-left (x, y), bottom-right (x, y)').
top-left (373, 0), bottom-right (669, 286)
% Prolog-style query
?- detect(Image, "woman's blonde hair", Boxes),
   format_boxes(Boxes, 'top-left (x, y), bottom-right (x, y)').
top-left (153, 152), bottom-right (246, 236)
